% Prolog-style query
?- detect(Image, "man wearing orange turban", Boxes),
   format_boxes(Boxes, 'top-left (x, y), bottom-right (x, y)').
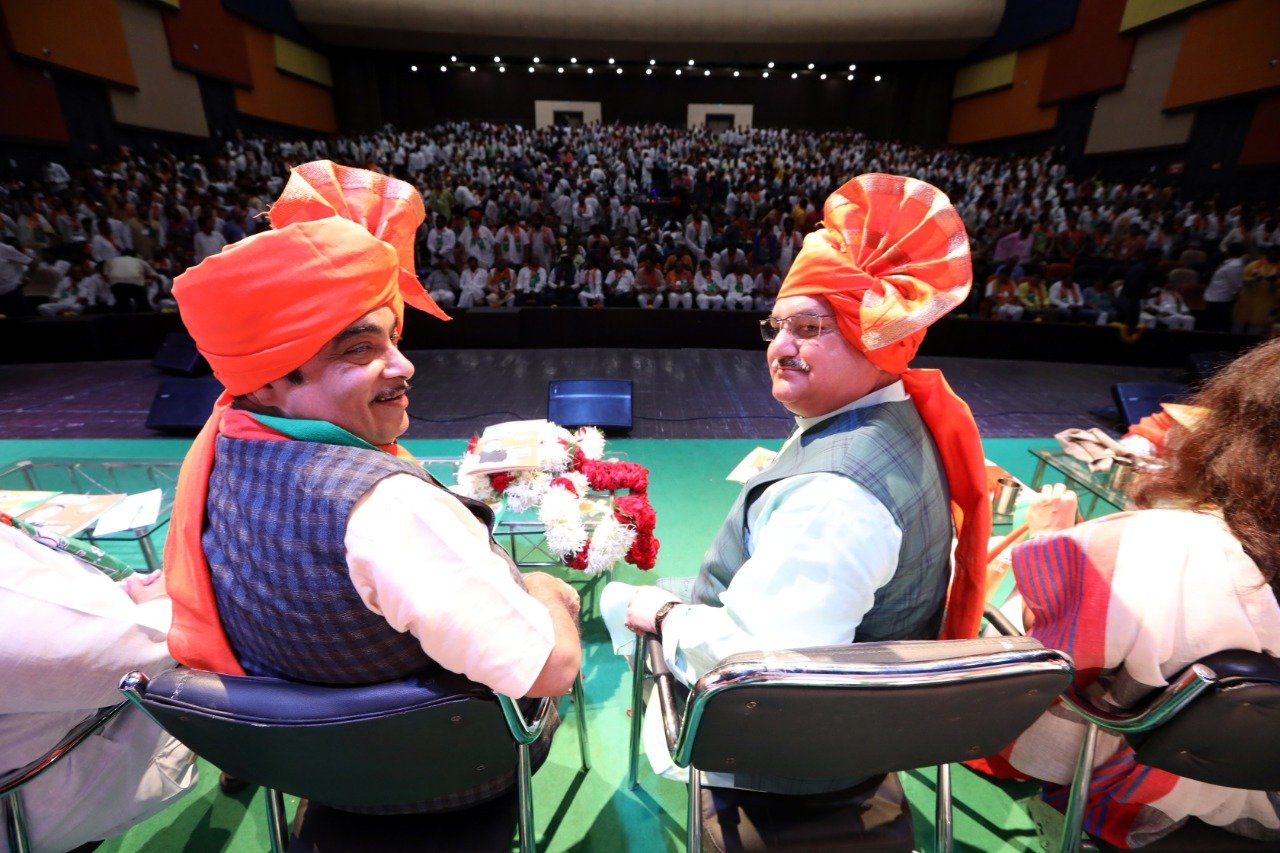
top-left (164, 162), bottom-right (582, 732)
top-left (617, 173), bottom-right (990, 796)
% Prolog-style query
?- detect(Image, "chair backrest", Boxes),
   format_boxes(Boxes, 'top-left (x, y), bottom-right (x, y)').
top-left (675, 636), bottom-right (1073, 779)
top-left (126, 667), bottom-right (518, 810)
top-left (1127, 650), bottom-right (1280, 791)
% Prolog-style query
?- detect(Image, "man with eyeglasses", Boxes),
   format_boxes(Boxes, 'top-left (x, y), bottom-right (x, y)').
top-left (612, 173), bottom-right (991, 799)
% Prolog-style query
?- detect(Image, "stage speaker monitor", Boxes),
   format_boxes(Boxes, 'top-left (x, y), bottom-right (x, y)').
top-left (1111, 381), bottom-right (1186, 427)
top-left (152, 332), bottom-right (209, 376)
top-left (146, 377), bottom-right (224, 434)
top-left (547, 379), bottom-right (633, 434)
top-left (1186, 350), bottom-right (1234, 384)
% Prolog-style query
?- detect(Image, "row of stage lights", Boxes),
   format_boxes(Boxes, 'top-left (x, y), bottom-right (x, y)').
top-left (408, 56), bottom-right (883, 82)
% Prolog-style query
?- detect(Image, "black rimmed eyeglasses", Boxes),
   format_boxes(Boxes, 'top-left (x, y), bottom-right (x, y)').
top-left (759, 313), bottom-right (838, 342)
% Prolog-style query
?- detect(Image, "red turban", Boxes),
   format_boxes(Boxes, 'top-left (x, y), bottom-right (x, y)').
top-left (782, 173), bottom-right (990, 639)
top-left (166, 161), bottom-right (447, 674)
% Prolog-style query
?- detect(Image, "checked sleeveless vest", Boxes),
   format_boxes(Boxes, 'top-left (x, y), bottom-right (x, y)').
top-left (204, 438), bottom-right (515, 684)
top-left (693, 399), bottom-right (953, 642)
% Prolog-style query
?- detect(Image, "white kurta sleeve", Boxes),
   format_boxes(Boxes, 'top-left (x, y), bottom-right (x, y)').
top-left (344, 473), bottom-right (556, 698)
top-left (661, 472), bottom-right (902, 683)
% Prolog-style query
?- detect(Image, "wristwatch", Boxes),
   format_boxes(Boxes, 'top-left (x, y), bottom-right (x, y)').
top-left (653, 601), bottom-right (680, 638)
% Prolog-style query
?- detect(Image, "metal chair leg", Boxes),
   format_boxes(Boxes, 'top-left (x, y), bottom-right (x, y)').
top-left (571, 671), bottom-right (591, 772)
top-left (263, 787), bottom-right (288, 853)
top-left (934, 763), bottom-right (953, 853)
top-left (516, 742), bottom-right (536, 853)
top-left (3, 792), bottom-right (30, 853)
top-left (688, 768), bottom-right (703, 852)
top-left (628, 639), bottom-right (646, 789)
top-left (1059, 720), bottom-right (1100, 853)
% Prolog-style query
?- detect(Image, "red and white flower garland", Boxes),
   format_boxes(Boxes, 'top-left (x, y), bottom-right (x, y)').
top-left (455, 425), bottom-right (659, 574)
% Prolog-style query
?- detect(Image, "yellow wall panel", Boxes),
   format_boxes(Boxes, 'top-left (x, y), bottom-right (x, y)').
top-left (274, 34), bottom-right (332, 88)
top-left (0, 0), bottom-right (136, 87)
top-left (1120, 0), bottom-right (1214, 32)
top-left (1086, 21), bottom-right (1194, 154)
top-left (110, 0), bottom-right (208, 138)
top-left (1165, 0), bottom-right (1280, 109)
top-left (235, 23), bottom-right (336, 133)
top-left (953, 52), bottom-right (1017, 100)
top-left (948, 43), bottom-right (1059, 145)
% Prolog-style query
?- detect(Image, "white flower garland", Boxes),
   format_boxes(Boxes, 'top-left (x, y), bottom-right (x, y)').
top-left (454, 425), bottom-right (638, 573)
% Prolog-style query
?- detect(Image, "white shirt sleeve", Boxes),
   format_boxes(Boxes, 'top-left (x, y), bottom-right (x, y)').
top-left (344, 473), bottom-right (556, 698)
top-left (661, 472), bottom-right (902, 683)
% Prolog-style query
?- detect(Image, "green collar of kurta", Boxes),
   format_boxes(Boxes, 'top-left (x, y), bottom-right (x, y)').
top-left (250, 412), bottom-right (382, 453)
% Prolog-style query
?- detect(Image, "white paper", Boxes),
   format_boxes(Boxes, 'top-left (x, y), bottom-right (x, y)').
top-left (725, 446), bottom-right (778, 483)
top-left (93, 489), bottom-right (162, 536)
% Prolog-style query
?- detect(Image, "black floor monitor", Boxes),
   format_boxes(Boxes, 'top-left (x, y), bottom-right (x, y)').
top-left (547, 379), bottom-right (633, 433)
top-left (1111, 381), bottom-right (1187, 426)
top-left (146, 377), bottom-right (224, 434)
top-left (152, 332), bottom-right (209, 376)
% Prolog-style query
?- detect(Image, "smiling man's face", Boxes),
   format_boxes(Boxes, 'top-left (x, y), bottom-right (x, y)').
top-left (247, 306), bottom-right (414, 446)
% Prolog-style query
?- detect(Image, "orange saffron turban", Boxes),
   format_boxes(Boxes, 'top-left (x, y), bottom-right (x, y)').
top-left (781, 173), bottom-right (991, 639)
top-left (165, 161), bottom-right (448, 674)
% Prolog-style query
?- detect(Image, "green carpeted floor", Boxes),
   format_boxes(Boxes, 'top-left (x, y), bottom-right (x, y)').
top-left (1, 437), bottom-right (1057, 852)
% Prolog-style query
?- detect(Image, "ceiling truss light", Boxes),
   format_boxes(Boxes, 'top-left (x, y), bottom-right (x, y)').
top-left (499, 65), bottom-right (505, 72)
top-left (645, 68), bottom-right (652, 75)
top-left (820, 73), bottom-right (827, 79)
top-left (410, 64), bottom-right (417, 72)
top-left (493, 56), bottom-right (501, 63)
top-left (790, 72), bottom-right (798, 79)
top-left (762, 71), bottom-right (769, 78)
top-left (450, 55), bottom-right (457, 62)
top-left (675, 69), bottom-right (682, 76)
top-left (847, 73), bottom-right (854, 81)
top-left (532, 56), bottom-right (540, 63)
top-left (616, 67), bottom-right (623, 75)
top-left (703, 69), bottom-right (710, 76)
top-left (440, 65), bottom-right (447, 72)
top-left (849, 63), bottom-right (857, 71)
top-left (767, 61), bottom-right (775, 68)
top-left (608, 58), bottom-right (615, 65)
top-left (587, 67), bottom-right (593, 74)
top-left (570, 56), bottom-right (578, 63)
top-left (733, 70), bottom-right (739, 77)
top-left (649, 59), bottom-right (656, 66)
top-left (875, 74), bottom-right (882, 82)
top-left (557, 66), bottom-right (564, 73)
top-left (687, 59), bottom-right (694, 66)
top-left (529, 66), bottom-right (535, 73)
top-left (807, 63), bottom-right (815, 70)
top-left (469, 65), bottom-right (476, 72)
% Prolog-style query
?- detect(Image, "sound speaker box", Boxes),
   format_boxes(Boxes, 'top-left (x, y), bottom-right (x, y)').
top-left (1186, 351), bottom-right (1233, 384)
top-left (146, 377), bottom-right (224, 434)
top-left (1111, 382), bottom-right (1186, 426)
top-left (152, 332), bottom-right (209, 376)
top-left (547, 379), bottom-right (633, 433)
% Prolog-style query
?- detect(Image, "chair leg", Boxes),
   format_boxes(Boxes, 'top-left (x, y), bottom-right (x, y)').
top-left (934, 763), bottom-right (953, 853)
top-left (263, 787), bottom-right (288, 853)
top-left (628, 639), bottom-right (646, 789)
top-left (4, 792), bottom-right (31, 853)
top-left (572, 671), bottom-right (591, 773)
top-left (1059, 720), bottom-right (1100, 853)
top-left (688, 768), bottom-right (703, 853)
top-left (516, 742), bottom-right (536, 853)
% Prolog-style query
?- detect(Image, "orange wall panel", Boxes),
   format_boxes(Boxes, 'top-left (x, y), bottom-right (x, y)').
top-left (163, 0), bottom-right (253, 88)
top-left (1165, 0), bottom-right (1280, 109)
top-left (235, 24), bottom-right (336, 133)
top-left (0, 14), bottom-right (68, 143)
top-left (1240, 94), bottom-right (1280, 166)
top-left (0, 0), bottom-right (135, 87)
top-left (948, 42), bottom-right (1059, 145)
top-left (1041, 0), bottom-right (1136, 104)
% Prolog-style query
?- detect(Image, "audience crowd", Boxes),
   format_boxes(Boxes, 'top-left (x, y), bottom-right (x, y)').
top-left (2, 121), bottom-right (1277, 334)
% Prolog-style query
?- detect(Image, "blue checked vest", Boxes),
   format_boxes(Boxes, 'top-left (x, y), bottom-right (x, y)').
top-left (204, 437), bottom-right (513, 685)
top-left (694, 399), bottom-right (953, 643)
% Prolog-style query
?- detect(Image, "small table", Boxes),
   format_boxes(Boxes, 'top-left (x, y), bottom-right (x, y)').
top-left (1028, 448), bottom-right (1132, 518)
top-left (0, 458), bottom-right (181, 572)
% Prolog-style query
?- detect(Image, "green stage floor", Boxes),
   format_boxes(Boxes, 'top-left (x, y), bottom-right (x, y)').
top-left (0, 437), bottom-right (1055, 852)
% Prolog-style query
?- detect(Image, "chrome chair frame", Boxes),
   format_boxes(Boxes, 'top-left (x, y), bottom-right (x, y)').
top-left (1, 702), bottom-right (129, 853)
top-left (629, 634), bottom-right (1074, 852)
top-left (121, 669), bottom-right (585, 853)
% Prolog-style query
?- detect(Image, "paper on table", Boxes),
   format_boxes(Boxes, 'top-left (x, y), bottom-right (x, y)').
top-left (19, 493), bottom-right (126, 537)
top-left (93, 489), bottom-right (162, 536)
top-left (458, 419), bottom-right (548, 475)
top-left (725, 446), bottom-right (778, 483)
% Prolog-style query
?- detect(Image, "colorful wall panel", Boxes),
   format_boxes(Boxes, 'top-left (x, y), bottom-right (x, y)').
top-left (163, 0), bottom-right (253, 88)
top-left (110, 0), bottom-right (209, 138)
top-left (1165, 0), bottom-right (1280, 110)
top-left (948, 42), bottom-right (1059, 145)
top-left (953, 53), bottom-right (1016, 100)
top-left (0, 0), bottom-right (136, 87)
top-left (274, 35), bottom-right (332, 87)
top-left (0, 20), bottom-right (68, 143)
top-left (1239, 94), bottom-right (1280, 166)
top-left (1120, 0), bottom-right (1214, 32)
top-left (235, 23), bottom-right (336, 132)
top-left (1086, 21), bottom-right (1194, 155)
top-left (1041, 0), bottom-right (1136, 104)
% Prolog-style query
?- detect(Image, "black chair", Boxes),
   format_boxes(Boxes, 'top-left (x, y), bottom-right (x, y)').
top-left (1, 702), bottom-right (129, 853)
top-left (1110, 382), bottom-right (1186, 426)
top-left (121, 666), bottom-right (585, 853)
top-left (628, 634), bottom-right (1074, 851)
top-left (1057, 650), bottom-right (1280, 852)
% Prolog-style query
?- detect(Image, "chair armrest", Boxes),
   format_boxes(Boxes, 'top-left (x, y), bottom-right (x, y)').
top-left (983, 603), bottom-right (1023, 638)
top-left (0, 702), bottom-right (129, 797)
top-left (643, 634), bottom-right (684, 757)
top-left (497, 694), bottom-right (554, 745)
top-left (1057, 662), bottom-right (1217, 735)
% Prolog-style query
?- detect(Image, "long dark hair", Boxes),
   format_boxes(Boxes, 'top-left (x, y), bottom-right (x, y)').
top-left (1132, 339), bottom-right (1280, 596)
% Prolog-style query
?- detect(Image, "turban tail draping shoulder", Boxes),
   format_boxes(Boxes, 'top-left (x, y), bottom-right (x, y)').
top-left (166, 161), bottom-right (446, 673)
top-left (779, 173), bottom-right (991, 639)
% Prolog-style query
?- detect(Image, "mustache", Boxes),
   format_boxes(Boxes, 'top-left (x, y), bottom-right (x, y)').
top-left (771, 357), bottom-right (810, 373)
top-left (374, 381), bottom-right (412, 400)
